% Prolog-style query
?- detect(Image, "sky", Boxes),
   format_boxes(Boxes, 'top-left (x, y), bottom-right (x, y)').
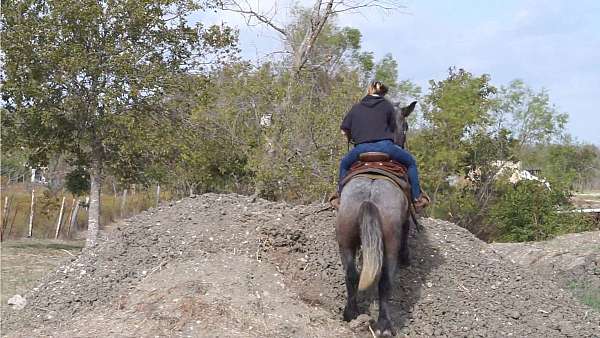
top-left (199, 0), bottom-right (600, 145)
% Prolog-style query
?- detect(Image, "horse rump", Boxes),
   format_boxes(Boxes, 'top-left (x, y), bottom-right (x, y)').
top-left (358, 201), bottom-right (384, 290)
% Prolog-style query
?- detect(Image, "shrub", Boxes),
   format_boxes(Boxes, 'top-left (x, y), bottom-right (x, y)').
top-left (488, 180), bottom-right (595, 242)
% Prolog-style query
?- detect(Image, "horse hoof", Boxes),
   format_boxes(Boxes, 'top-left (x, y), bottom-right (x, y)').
top-left (397, 259), bottom-right (410, 268)
top-left (374, 329), bottom-right (395, 337)
top-left (343, 307), bottom-right (359, 322)
top-left (382, 329), bottom-right (395, 336)
top-left (374, 321), bottom-right (396, 337)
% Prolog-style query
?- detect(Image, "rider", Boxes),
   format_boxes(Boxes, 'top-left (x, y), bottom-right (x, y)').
top-left (330, 80), bottom-right (429, 209)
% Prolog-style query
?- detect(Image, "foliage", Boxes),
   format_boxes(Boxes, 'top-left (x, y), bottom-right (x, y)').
top-left (1, 0), bottom-right (237, 178)
top-left (2, 1), bottom-right (596, 244)
top-left (520, 141), bottom-right (599, 192)
top-left (497, 79), bottom-right (568, 150)
top-left (65, 167), bottom-right (90, 196)
top-left (413, 68), bottom-right (497, 212)
top-left (489, 180), bottom-right (595, 242)
top-left (1, 0), bottom-right (238, 245)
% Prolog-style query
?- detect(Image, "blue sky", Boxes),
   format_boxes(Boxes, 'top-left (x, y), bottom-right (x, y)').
top-left (201, 0), bottom-right (600, 145)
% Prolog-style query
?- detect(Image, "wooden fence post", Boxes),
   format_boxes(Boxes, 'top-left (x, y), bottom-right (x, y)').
top-left (55, 196), bottom-right (66, 239)
top-left (68, 199), bottom-right (80, 236)
top-left (156, 184), bottom-right (161, 207)
top-left (8, 207), bottom-right (18, 239)
top-left (1, 196), bottom-right (8, 241)
top-left (2, 196), bottom-right (8, 226)
top-left (65, 198), bottom-right (75, 237)
top-left (28, 189), bottom-right (35, 238)
top-left (120, 189), bottom-right (128, 218)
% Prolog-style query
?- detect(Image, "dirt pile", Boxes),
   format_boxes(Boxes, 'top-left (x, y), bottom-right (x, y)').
top-left (3, 193), bottom-right (599, 337)
top-left (491, 231), bottom-right (599, 310)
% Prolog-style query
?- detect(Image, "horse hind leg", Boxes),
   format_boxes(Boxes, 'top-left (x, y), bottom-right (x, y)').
top-left (398, 219), bottom-right (410, 267)
top-left (375, 245), bottom-right (399, 336)
top-left (339, 247), bottom-right (360, 321)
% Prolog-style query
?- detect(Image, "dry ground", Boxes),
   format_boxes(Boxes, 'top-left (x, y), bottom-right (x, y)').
top-left (2, 193), bottom-right (599, 337)
top-left (1, 240), bottom-right (84, 315)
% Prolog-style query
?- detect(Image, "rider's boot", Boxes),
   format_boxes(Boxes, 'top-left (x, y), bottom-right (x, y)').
top-left (413, 190), bottom-right (430, 210)
top-left (328, 191), bottom-right (340, 209)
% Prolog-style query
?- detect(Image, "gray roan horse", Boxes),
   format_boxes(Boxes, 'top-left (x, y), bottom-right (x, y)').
top-left (336, 101), bottom-right (417, 336)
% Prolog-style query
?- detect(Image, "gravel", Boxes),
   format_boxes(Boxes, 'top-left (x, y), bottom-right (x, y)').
top-left (2, 193), bottom-right (599, 337)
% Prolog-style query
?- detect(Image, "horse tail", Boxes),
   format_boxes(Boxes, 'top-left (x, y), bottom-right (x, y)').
top-left (358, 201), bottom-right (383, 291)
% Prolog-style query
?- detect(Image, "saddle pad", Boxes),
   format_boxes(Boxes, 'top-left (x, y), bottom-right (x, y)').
top-left (349, 160), bottom-right (407, 177)
top-left (352, 173), bottom-right (398, 187)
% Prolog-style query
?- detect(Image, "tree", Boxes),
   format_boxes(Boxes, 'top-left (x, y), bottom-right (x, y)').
top-left (220, 0), bottom-right (405, 74)
top-left (1, 0), bottom-right (237, 246)
top-left (414, 68), bottom-right (497, 212)
top-left (497, 79), bottom-right (568, 151)
top-left (374, 53), bottom-right (398, 89)
top-left (373, 53), bottom-right (420, 104)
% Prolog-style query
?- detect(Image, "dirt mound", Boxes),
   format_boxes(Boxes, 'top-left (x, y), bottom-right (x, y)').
top-left (3, 193), bottom-right (599, 337)
top-left (491, 231), bottom-right (600, 311)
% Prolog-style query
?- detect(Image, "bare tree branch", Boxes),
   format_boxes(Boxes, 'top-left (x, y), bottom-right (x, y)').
top-left (294, 0), bottom-right (334, 72)
top-left (330, 0), bottom-right (405, 14)
top-left (220, 0), bottom-right (288, 37)
top-left (219, 0), bottom-right (406, 73)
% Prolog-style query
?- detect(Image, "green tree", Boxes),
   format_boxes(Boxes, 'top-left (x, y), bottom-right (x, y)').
top-left (414, 68), bottom-right (497, 213)
top-left (498, 79), bottom-right (568, 151)
top-left (372, 53), bottom-right (420, 104)
top-left (374, 53), bottom-right (399, 89)
top-left (1, 0), bottom-right (237, 246)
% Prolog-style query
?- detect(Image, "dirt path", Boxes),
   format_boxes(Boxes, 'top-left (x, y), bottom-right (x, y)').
top-left (2, 193), bottom-right (599, 337)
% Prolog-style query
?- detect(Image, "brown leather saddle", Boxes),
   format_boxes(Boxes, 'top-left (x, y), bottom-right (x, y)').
top-left (340, 152), bottom-right (412, 200)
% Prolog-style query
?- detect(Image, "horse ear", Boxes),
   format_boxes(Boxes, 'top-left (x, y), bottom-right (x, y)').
top-left (402, 101), bottom-right (417, 117)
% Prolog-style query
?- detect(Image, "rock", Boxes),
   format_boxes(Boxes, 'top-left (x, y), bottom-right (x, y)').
top-left (423, 324), bottom-right (434, 335)
top-left (558, 320), bottom-right (578, 337)
top-left (348, 314), bottom-right (371, 330)
top-left (8, 295), bottom-right (27, 310)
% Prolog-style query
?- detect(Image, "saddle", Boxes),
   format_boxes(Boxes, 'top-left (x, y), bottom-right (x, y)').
top-left (340, 152), bottom-right (411, 199)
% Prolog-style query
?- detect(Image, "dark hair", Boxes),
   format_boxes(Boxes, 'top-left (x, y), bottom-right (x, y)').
top-left (367, 80), bottom-right (389, 96)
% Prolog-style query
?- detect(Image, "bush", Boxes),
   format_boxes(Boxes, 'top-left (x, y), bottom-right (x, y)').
top-left (488, 180), bottom-right (595, 242)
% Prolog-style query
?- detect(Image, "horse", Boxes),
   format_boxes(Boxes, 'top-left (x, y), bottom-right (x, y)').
top-left (336, 101), bottom-right (417, 336)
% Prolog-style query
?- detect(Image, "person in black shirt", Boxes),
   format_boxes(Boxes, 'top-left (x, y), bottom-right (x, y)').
top-left (331, 81), bottom-right (429, 209)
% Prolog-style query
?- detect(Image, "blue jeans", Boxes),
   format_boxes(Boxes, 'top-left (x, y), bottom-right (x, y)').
top-left (338, 139), bottom-right (422, 200)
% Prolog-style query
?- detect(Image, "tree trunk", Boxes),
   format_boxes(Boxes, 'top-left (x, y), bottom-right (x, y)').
top-left (55, 196), bottom-right (66, 239)
top-left (86, 161), bottom-right (102, 247)
top-left (28, 188), bottom-right (35, 237)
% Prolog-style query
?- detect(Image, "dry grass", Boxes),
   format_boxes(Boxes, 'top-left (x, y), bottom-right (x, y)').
top-left (1, 183), bottom-right (173, 240)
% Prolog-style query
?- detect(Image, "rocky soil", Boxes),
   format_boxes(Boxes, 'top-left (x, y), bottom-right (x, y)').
top-left (2, 193), bottom-right (599, 337)
top-left (491, 231), bottom-right (599, 310)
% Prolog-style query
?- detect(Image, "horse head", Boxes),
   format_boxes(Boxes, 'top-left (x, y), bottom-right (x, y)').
top-left (393, 101), bottom-right (417, 149)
